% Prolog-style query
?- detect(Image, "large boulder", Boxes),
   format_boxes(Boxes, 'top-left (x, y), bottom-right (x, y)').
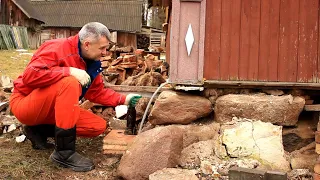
top-left (117, 125), bottom-right (184, 180)
top-left (215, 94), bottom-right (305, 126)
top-left (221, 119), bottom-right (291, 172)
top-left (148, 91), bottom-right (213, 125)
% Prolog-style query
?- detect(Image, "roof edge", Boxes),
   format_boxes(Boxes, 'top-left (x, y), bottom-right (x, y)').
top-left (11, 0), bottom-right (45, 23)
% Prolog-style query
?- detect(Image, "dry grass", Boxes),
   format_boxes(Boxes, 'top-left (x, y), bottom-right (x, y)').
top-left (0, 50), bottom-right (35, 80)
top-left (0, 132), bottom-right (120, 180)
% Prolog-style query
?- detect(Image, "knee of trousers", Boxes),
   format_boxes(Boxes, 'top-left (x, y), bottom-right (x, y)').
top-left (57, 76), bottom-right (82, 96)
top-left (91, 121), bottom-right (107, 137)
top-left (60, 76), bottom-right (80, 89)
top-left (78, 120), bottom-right (107, 137)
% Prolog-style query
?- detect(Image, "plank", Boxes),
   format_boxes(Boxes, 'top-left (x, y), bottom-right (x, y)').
top-left (204, 0), bottom-right (221, 80)
top-left (220, 0), bottom-right (241, 81)
top-left (0, 26), bottom-right (11, 49)
top-left (259, 0), bottom-right (280, 81)
top-left (278, 0), bottom-right (299, 82)
top-left (297, 0), bottom-right (319, 83)
top-left (228, 0), bottom-right (241, 81)
top-left (239, 0), bottom-right (261, 81)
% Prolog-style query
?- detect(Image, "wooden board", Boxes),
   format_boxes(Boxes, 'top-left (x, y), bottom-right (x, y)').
top-left (258, 0), bottom-right (280, 81)
top-left (204, 0), bottom-right (221, 80)
top-left (239, 0), bottom-right (261, 81)
top-left (297, 0), bottom-right (318, 83)
top-left (220, 0), bottom-right (241, 80)
top-left (278, 0), bottom-right (299, 82)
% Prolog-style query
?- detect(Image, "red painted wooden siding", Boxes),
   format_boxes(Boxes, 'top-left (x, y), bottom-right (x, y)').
top-left (204, 0), bottom-right (319, 83)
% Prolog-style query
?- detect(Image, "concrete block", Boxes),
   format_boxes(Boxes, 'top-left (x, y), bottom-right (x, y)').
top-left (265, 171), bottom-right (287, 180)
top-left (229, 167), bottom-right (265, 180)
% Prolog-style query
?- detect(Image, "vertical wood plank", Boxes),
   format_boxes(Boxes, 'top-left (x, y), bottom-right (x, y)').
top-left (228, 0), bottom-right (241, 80)
top-left (278, 0), bottom-right (299, 82)
top-left (297, 0), bottom-right (318, 83)
top-left (204, 0), bottom-right (221, 80)
top-left (220, 0), bottom-right (241, 80)
top-left (259, 0), bottom-right (280, 81)
top-left (239, 0), bottom-right (261, 81)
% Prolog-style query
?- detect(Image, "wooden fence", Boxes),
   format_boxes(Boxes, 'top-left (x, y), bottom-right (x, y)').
top-left (0, 24), bottom-right (29, 50)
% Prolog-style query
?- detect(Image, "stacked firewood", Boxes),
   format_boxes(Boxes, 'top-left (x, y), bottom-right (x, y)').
top-left (101, 48), bottom-right (168, 86)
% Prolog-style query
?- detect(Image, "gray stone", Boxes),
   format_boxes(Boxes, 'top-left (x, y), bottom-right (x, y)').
top-left (214, 94), bottom-right (305, 126)
top-left (229, 167), bottom-right (265, 180)
top-left (148, 91), bottom-right (213, 125)
top-left (265, 171), bottom-right (287, 180)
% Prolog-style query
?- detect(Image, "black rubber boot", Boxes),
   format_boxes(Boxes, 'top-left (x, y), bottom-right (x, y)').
top-left (49, 126), bottom-right (95, 172)
top-left (23, 125), bottom-right (55, 150)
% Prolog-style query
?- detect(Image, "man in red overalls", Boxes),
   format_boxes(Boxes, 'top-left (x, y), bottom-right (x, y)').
top-left (9, 22), bottom-right (141, 172)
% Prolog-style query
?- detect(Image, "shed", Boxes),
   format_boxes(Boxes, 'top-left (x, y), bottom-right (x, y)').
top-left (0, 0), bottom-right (44, 49)
top-left (169, 0), bottom-right (320, 90)
top-left (31, 0), bottom-right (143, 48)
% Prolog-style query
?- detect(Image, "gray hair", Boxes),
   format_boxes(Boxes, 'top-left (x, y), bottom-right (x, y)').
top-left (79, 22), bottom-right (111, 43)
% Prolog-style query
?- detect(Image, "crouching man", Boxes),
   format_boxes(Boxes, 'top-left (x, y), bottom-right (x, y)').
top-left (9, 22), bottom-right (141, 172)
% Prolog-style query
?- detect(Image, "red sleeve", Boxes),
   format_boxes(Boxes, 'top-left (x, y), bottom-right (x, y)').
top-left (22, 52), bottom-right (70, 88)
top-left (84, 75), bottom-right (126, 107)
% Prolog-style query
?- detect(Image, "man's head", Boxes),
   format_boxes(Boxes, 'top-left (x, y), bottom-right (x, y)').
top-left (79, 22), bottom-right (112, 60)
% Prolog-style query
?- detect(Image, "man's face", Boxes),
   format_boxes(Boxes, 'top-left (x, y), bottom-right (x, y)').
top-left (82, 36), bottom-right (109, 60)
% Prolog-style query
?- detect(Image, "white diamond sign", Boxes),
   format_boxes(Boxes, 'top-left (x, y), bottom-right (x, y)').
top-left (185, 24), bottom-right (194, 56)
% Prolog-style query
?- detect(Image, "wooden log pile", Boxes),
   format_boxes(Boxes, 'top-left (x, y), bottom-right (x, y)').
top-left (101, 48), bottom-right (168, 86)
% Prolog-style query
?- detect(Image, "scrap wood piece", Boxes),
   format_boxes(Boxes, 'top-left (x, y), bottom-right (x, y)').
top-left (114, 67), bottom-right (126, 83)
top-left (100, 56), bottom-right (112, 61)
top-left (80, 100), bottom-right (95, 110)
top-left (111, 57), bottom-right (123, 66)
top-left (121, 73), bottom-right (145, 86)
top-left (118, 63), bottom-right (137, 69)
top-left (123, 55), bottom-right (137, 63)
top-left (109, 78), bottom-right (118, 85)
top-left (101, 60), bottom-right (110, 68)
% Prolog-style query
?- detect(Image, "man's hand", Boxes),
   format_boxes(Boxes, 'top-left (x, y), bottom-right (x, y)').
top-left (125, 94), bottom-right (142, 106)
top-left (69, 67), bottom-right (91, 87)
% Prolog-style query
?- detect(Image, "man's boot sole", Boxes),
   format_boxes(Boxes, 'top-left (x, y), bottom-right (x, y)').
top-left (49, 154), bottom-right (95, 172)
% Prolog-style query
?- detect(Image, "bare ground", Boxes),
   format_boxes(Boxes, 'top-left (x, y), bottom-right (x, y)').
top-left (0, 131), bottom-right (122, 180)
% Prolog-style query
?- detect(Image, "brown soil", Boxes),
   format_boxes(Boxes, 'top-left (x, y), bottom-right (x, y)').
top-left (0, 132), bottom-right (122, 180)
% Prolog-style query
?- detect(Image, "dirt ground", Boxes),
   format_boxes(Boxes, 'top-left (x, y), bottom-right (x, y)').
top-left (0, 131), bottom-right (122, 180)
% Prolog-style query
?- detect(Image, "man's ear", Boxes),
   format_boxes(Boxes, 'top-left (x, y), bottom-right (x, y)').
top-left (83, 41), bottom-right (90, 50)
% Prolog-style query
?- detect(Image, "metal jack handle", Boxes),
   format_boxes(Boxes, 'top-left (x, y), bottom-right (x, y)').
top-left (124, 104), bottom-right (136, 135)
